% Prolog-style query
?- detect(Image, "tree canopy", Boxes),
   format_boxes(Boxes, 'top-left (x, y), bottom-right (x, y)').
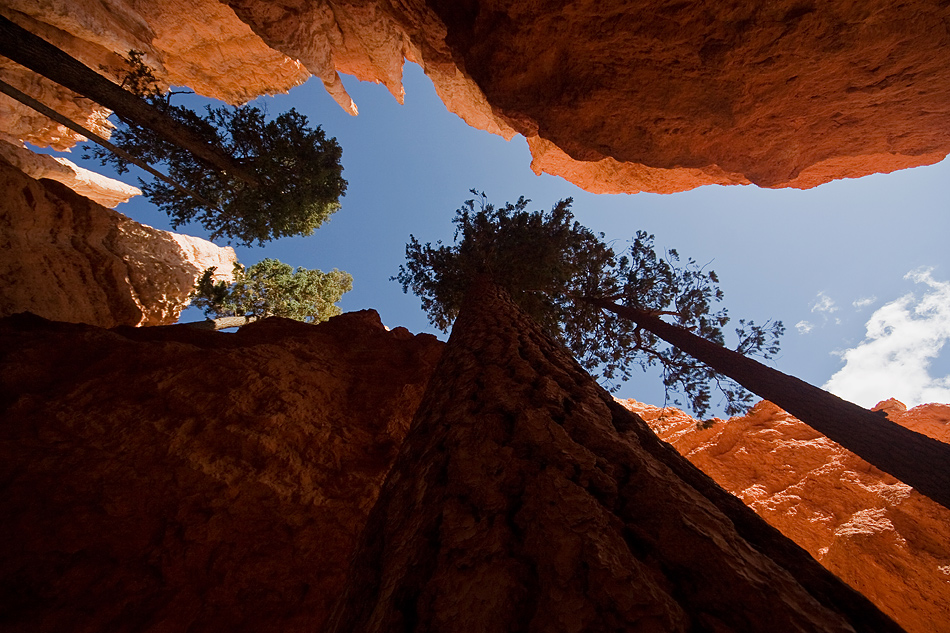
top-left (193, 259), bottom-right (352, 327)
top-left (394, 192), bottom-right (783, 416)
top-left (89, 53), bottom-right (346, 245)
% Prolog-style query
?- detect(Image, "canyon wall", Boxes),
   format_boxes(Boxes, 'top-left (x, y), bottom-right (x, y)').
top-left (0, 0), bottom-right (308, 152)
top-left (623, 398), bottom-right (950, 633)
top-left (0, 311), bottom-right (443, 633)
top-left (0, 140), bottom-right (140, 207)
top-left (0, 158), bottom-right (235, 327)
top-left (3, 0), bottom-right (948, 194)
top-left (2, 303), bottom-right (938, 632)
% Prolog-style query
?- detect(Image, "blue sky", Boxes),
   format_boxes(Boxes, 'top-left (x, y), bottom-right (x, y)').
top-left (52, 62), bottom-right (950, 414)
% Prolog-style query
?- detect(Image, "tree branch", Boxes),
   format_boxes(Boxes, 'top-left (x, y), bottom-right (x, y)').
top-left (0, 78), bottom-right (220, 212)
top-left (0, 15), bottom-right (258, 185)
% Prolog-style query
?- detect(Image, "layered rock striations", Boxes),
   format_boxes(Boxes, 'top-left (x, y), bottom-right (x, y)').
top-left (327, 280), bottom-right (901, 633)
top-left (0, 157), bottom-right (235, 326)
top-left (623, 398), bottom-right (950, 633)
top-left (7, 0), bottom-right (950, 194)
top-left (0, 311), bottom-right (443, 633)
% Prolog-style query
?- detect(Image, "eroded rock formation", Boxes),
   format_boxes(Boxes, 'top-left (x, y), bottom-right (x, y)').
top-left (0, 140), bottom-right (140, 207)
top-left (327, 280), bottom-right (901, 632)
top-left (0, 0), bottom-right (307, 152)
top-left (623, 398), bottom-right (950, 633)
top-left (0, 311), bottom-right (443, 633)
top-left (211, 0), bottom-right (950, 191)
top-left (5, 1), bottom-right (949, 194)
top-left (0, 157), bottom-right (235, 326)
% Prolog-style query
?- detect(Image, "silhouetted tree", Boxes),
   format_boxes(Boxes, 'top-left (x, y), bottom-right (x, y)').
top-left (395, 191), bottom-right (782, 417)
top-left (191, 259), bottom-right (352, 330)
top-left (395, 192), bottom-right (950, 512)
top-left (88, 52), bottom-right (347, 245)
top-left (0, 18), bottom-right (347, 245)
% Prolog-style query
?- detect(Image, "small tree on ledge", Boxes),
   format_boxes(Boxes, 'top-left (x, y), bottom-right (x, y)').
top-left (191, 259), bottom-right (352, 330)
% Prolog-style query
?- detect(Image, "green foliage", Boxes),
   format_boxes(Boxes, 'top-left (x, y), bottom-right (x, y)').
top-left (193, 259), bottom-right (352, 323)
top-left (394, 191), bottom-right (784, 417)
top-left (90, 52), bottom-right (346, 245)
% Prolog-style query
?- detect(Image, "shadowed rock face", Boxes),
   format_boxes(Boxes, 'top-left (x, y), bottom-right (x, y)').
top-left (0, 311), bottom-right (443, 633)
top-left (326, 280), bottom-right (903, 633)
top-left (0, 158), bottom-right (235, 327)
top-left (624, 398), bottom-right (950, 633)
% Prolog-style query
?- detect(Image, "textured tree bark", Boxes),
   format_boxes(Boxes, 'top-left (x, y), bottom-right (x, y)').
top-left (589, 298), bottom-right (950, 513)
top-left (326, 278), bottom-right (903, 633)
top-left (0, 15), bottom-right (258, 185)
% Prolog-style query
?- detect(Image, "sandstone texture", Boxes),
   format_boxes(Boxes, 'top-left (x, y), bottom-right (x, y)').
top-left (0, 157), bottom-right (235, 326)
top-left (623, 398), bottom-right (950, 633)
top-left (0, 140), bottom-right (140, 207)
top-left (419, 0), bottom-right (950, 191)
top-left (7, 1), bottom-right (949, 194)
top-left (0, 311), bottom-right (443, 633)
top-left (226, 0), bottom-right (950, 191)
top-left (328, 280), bottom-right (901, 633)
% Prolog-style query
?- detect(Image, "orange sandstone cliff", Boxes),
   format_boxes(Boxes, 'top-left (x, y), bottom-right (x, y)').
top-left (622, 398), bottom-right (950, 633)
top-left (3, 1), bottom-right (949, 194)
top-left (0, 158), bottom-right (236, 326)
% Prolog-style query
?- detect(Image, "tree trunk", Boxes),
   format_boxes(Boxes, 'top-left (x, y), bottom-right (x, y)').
top-left (185, 315), bottom-right (259, 330)
top-left (589, 297), bottom-right (950, 512)
top-left (326, 278), bottom-right (903, 633)
top-left (0, 15), bottom-right (257, 185)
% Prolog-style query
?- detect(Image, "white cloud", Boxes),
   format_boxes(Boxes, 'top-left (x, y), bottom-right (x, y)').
top-left (811, 292), bottom-right (838, 314)
top-left (852, 296), bottom-right (877, 309)
top-left (823, 268), bottom-right (950, 407)
top-left (796, 320), bottom-right (814, 335)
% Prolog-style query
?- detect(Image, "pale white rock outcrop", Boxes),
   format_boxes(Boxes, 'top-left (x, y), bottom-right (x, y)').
top-left (0, 140), bottom-right (140, 207)
top-left (0, 156), bottom-right (235, 327)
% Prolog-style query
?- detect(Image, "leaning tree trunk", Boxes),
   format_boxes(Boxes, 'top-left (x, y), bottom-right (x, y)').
top-left (325, 278), bottom-right (903, 633)
top-left (588, 298), bottom-right (950, 513)
top-left (0, 15), bottom-right (257, 185)
top-left (185, 316), bottom-right (260, 330)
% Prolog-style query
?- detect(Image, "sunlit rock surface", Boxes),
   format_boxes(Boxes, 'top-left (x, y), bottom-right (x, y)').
top-left (0, 311), bottom-right (443, 633)
top-left (0, 140), bottom-right (140, 207)
top-left (0, 0), bottom-right (306, 155)
top-left (226, 0), bottom-right (950, 192)
top-left (622, 397), bottom-right (950, 633)
top-left (0, 158), bottom-right (235, 326)
top-left (7, 1), bottom-right (949, 193)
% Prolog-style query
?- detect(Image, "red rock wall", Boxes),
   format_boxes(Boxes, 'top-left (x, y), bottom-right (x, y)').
top-left (8, 1), bottom-right (949, 194)
top-left (0, 158), bottom-right (236, 327)
top-left (623, 398), bottom-right (950, 633)
top-left (424, 0), bottom-right (950, 190)
top-left (0, 311), bottom-right (443, 632)
top-left (226, 0), bottom-right (950, 192)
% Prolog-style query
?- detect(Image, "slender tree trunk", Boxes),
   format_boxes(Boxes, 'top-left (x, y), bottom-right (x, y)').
top-left (326, 278), bottom-right (903, 633)
top-left (0, 78), bottom-right (220, 210)
top-left (588, 297), bottom-right (950, 512)
top-left (185, 316), bottom-right (259, 330)
top-left (0, 15), bottom-right (258, 185)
